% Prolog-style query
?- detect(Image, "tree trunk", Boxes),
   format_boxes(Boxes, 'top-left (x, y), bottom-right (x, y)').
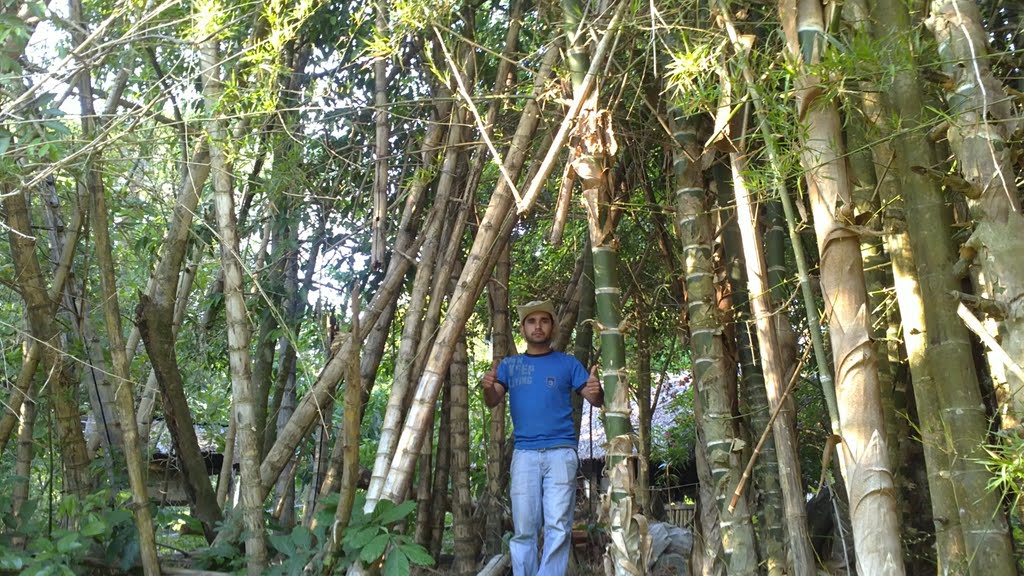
top-left (450, 336), bottom-right (475, 575)
top-left (717, 165), bottom-right (787, 576)
top-left (264, 216), bottom-right (315, 468)
top-left (552, 254), bottom-right (585, 352)
top-left (354, 114), bottom-right (448, 416)
top-left (713, 2), bottom-right (841, 439)
top-left (558, 2), bottom-right (643, 572)
top-left (428, 379), bottom-right (452, 559)
top-left (251, 311), bottom-right (279, 459)
top-left (926, 0), bottom-right (1024, 437)
top-left (635, 321), bottom-right (652, 516)
top-left (200, 27), bottom-right (267, 573)
top-left (217, 413), bottom-right (236, 509)
top-left (763, 203), bottom-right (799, 386)
top-left (729, 151), bottom-right (816, 575)
top-left (458, 23), bottom-right (524, 552)
top-left (484, 243), bottom-right (513, 555)
top-left (0, 341), bottom-right (40, 457)
top-left (846, 130), bottom-right (905, 484)
top-left (364, 100), bottom-right (464, 511)
top-left (572, 239), bottom-right (595, 437)
top-left (40, 174), bottom-right (115, 461)
top-left (412, 192), bottom-right (472, 387)
top-left (269, 215), bottom-right (322, 523)
top-left (255, 109), bottom-right (444, 508)
top-left (305, 403), bottom-right (334, 526)
top-left (376, 44), bottom-right (557, 506)
top-left (875, 163), bottom-right (967, 573)
top-left (780, 1), bottom-right (907, 570)
top-left (10, 390), bottom-right (37, 549)
top-left (3, 186), bottom-right (92, 499)
top-left (413, 409), bottom-right (436, 551)
top-left (873, 1), bottom-right (1015, 570)
top-left (273, 357), bottom-right (298, 529)
top-left (716, 202), bottom-right (786, 573)
top-left (692, 420), bottom-right (725, 576)
top-left (370, 0), bottom-right (389, 269)
top-left (673, 116), bottom-right (757, 574)
top-left (39, 178), bottom-right (120, 454)
top-left (69, 12), bottom-right (160, 566)
top-left (137, 294), bottom-right (224, 538)
top-left (85, 135), bottom-right (162, 576)
top-left (321, 289), bottom-right (365, 575)
top-left (338, 303), bottom-right (364, 534)
top-left (250, 216), bottom-right (290, 458)
top-left (135, 147), bottom-right (211, 444)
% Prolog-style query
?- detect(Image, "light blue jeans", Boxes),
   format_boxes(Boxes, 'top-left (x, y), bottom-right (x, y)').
top-left (510, 447), bottom-right (578, 576)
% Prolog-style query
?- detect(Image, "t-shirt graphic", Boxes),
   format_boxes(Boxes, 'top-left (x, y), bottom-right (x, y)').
top-left (496, 351), bottom-right (590, 450)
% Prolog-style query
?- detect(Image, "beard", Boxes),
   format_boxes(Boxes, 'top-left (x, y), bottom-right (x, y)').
top-left (524, 331), bottom-right (551, 345)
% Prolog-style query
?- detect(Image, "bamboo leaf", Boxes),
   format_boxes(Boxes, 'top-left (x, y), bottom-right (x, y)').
top-left (269, 533), bottom-right (295, 556)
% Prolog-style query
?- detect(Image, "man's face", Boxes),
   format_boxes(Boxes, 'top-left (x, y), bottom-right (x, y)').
top-left (521, 312), bottom-right (554, 345)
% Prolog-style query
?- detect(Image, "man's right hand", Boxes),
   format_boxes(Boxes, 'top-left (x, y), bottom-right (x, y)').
top-left (482, 360), bottom-right (505, 407)
top-left (482, 360), bottom-right (499, 389)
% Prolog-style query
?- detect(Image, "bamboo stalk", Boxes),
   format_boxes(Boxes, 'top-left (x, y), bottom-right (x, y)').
top-left (516, 1), bottom-right (627, 213)
top-left (957, 303), bottom-right (1024, 384)
top-left (199, 16), bottom-right (266, 572)
top-left (730, 149), bottom-right (817, 574)
top-left (729, 344), bottom-right (810, 513)
top-left (713, 2), bottom-right (839, 438)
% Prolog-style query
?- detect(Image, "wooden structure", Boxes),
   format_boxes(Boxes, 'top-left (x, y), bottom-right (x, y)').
top-left (146, 419), bottom-right (226, 505)
top-left (666, 503), bottom-right (696, 529)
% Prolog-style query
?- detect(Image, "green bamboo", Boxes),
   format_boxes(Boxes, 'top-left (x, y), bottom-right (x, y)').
top-left (877, 0), bottom-right (1016, 572)
top-left (673, 115), bottom-right (757, 574)
top-left (592, 243), bottom-right (630, 462)
top-left (717, 165), bottom-right (787, 576)
top-left (845, 106), bottom-right (904, 484)
top-left (713, 2), bottom-right (838, 441)
top-left (562, 2), bottom-right (643, 572)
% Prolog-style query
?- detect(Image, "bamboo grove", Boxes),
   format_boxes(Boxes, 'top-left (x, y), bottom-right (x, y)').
top-left (0, 0), bottom-right (1022, 574)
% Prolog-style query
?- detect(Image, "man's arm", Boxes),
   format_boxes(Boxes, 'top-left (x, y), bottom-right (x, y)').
top-left (581, 365), bottom-right (604, 407)
top-left (482, 360), bottom-right (506, 408)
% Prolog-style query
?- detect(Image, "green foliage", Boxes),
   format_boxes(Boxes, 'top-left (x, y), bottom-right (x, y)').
top-left (192, 493), bottom-right (433, 575)
top-left (793, 373), bottom-right (831, 489)
top-left (983, 433), bottom-right (1024, 571)
top-left (651, 380), bottom-right (695, 468)
top-left (983, 433), bottom-right (1024, 505)
top-left (193, 539), bottom-right (246, 573)
top-left (267, 493), bottom-right (435, 575)
top-left (267, 523), bottom-right (321, 575)
top-left (0, 492), bottom-right (139, 575)
top-left (336, 495), bottom-right (434, 575)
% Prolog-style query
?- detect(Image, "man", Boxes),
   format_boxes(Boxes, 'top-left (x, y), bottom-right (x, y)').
top-left (482, 299), bottom-right (604, 576)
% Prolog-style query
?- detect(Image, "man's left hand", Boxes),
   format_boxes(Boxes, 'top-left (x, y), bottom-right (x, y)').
top-left (582, 365), bottom-right (604, 407)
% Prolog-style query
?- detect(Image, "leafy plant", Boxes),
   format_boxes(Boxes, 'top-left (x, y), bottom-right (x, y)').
top-left (336, 495), bottom-right (434, 576)
top-left (267, 524), bottom-right (319, 575)
top-left (983, 432), bottom-right (1024, 503)
top-left (251, 493), bottom-right (436, 575)
top-left (0, 492), bottom-right (138, 575)
top-left (652, 380), bottom-right (696, 469)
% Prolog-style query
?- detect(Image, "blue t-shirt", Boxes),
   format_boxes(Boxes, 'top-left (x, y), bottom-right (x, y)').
top-left (496, 350), bottom-right (590, 450)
